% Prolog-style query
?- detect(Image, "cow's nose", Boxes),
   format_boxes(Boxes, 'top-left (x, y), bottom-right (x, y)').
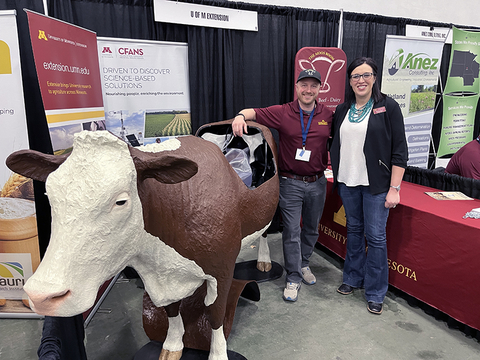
top-left (26, 288), bottom-right (71, 316)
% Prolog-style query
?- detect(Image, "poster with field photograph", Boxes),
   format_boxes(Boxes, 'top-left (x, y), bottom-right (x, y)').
top-left (382, 35), bottom-right (444, 168)
top-left (97, 37), bottom-right (190, 146)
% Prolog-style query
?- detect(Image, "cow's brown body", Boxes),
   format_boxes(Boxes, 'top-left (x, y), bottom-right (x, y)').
top-left (6, 121), bottom-right (279, 360)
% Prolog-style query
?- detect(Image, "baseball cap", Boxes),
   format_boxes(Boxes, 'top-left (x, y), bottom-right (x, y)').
top-left (296, 69), bottom-right (321, 84)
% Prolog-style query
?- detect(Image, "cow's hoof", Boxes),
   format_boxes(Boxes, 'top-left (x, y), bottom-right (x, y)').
top-left (159, 349), bottom-right (182, 360)
top-left (257, 261), bottom-right (272, 272)
top-left (22, 294), bottom-right (31, 309)
top-left (22, 298), bottom-right (31, 309)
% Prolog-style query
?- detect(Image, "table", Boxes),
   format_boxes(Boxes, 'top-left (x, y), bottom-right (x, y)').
top-left (318, 179), bottom-right (480, 331)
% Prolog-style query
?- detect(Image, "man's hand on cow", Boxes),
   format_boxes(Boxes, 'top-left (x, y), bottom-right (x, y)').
top-left (232, 114), bottom-right (248, 137)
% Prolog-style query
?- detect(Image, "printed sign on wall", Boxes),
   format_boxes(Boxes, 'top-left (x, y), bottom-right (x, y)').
top-left (0, 10), bottom-right (40, 318)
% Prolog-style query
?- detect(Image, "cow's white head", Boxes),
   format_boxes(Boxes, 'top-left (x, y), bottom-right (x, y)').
top-left (7, 131), bottom-right (197, 316)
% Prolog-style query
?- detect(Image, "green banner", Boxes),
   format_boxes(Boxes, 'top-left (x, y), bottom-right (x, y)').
top-left (444, 27), bottom-right (480, 94)
top-left (437, 94), bottom-right (479, 156)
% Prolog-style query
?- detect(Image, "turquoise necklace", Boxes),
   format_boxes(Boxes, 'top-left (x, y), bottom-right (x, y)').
top-left (348, 98), bottom-right (373, 123)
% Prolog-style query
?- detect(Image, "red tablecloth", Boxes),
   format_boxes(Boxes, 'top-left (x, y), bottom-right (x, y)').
top-left (318, 180), bottom-right (480, 330)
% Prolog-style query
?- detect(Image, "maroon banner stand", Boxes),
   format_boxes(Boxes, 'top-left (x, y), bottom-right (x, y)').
top-left (294, 47), bottom-right (347, 112)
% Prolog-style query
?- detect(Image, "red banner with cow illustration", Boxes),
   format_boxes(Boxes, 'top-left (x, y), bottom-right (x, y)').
top-left (294, 47), bottom-right (347, 112)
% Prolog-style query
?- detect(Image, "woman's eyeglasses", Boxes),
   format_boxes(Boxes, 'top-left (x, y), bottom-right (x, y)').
top-left (350, 72), bottom-right (374, 81)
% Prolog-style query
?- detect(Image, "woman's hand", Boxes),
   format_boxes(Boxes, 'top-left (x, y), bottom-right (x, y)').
top-left (385, 187), bottom-right (400, 209)
top-left (386, 166), bottom-right (405, 209)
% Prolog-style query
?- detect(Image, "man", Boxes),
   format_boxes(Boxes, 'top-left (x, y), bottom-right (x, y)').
top-left (232, 69), bottom-right (332, 302)
top-left (445, 135), bottom-right (480, 180)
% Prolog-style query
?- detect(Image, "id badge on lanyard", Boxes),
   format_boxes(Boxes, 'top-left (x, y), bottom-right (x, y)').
top-left (296, 108), bottom-right (314, 162)
top-left (295, 148), bottom-right (311, 161)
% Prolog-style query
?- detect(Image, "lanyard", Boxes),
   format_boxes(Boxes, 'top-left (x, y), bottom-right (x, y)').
top-left (299, 108), bottom-right (314, 149)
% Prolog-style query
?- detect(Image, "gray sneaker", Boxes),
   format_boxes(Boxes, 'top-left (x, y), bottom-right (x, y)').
top-left (283, 282), bottom-right (300, 302)
top-left (301, 266), bottom-right (316, 285)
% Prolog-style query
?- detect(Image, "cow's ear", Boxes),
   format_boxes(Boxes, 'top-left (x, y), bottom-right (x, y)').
top-left (129, 147), bottom-right (198, 184)
top-left (6, 150), bottom-right (69, 182)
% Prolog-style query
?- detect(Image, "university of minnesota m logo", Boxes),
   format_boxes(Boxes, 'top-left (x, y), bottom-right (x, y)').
top-left (38, 30), bottom-right (48, 41)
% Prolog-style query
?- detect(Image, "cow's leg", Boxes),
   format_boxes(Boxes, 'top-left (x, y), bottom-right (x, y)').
top-left (208, 326), bottom-right (228, 360)
top-left (159, 302), bottom-right (183, 360)
top-left (206, 279), bottom-right (231, 360)
top-left (256, 232), bottom-right (272, 272)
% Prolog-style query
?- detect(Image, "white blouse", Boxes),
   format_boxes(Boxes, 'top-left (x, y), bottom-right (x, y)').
top-left (337, 108), bottom-right (372, 186)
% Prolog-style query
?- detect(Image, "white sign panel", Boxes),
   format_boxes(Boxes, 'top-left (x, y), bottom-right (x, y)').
top-left (0, 10), bottom-right (29, 186)
top-left (154, 0), bottom-right (258, 31)
top-left (406, 24), bottom-right (452, 44)
top-left (98, 37), bottom-right (191, 144)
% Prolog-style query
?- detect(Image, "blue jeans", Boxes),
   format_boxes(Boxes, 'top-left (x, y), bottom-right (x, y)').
top-left (279, 175), bottom-right (327, 283)
top-left (337, 183), bottom-right (390, 303)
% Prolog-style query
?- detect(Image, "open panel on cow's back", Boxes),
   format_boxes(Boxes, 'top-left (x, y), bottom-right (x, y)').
top-left (196, 120), bottom-right (277, 189)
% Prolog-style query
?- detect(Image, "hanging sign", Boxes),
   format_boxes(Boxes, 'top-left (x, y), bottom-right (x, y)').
top-left (406, 25), bottom-right (452, 44)
top-left (154, 0), bottom-right (257, 31)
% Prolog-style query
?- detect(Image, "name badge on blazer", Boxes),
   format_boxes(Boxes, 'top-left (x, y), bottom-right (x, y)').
top-left (373, 106), bottom-right (386, 114)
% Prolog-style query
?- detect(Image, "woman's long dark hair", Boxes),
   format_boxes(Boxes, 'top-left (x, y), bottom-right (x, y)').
top-left (345, 57), bottom-right (385, 106)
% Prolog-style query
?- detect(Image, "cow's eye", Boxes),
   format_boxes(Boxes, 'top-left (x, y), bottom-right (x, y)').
top-left (114, 192), bottom-right (130, 207)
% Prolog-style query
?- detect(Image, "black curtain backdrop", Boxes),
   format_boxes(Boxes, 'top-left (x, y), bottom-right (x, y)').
top-left (2, 0), bottom-right (479, 270)
top-left (45, 0), bottom-right (341, 131)
top-left (43, 0), bottom-right (480, 139)
top-left (341, 12), bottom-right (407, 90)
top-left (3, 0), bottom-right (480, 351)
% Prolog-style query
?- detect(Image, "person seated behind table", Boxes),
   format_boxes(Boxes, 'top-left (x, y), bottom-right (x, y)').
top-left (444, 135), bottom-right (480, 180)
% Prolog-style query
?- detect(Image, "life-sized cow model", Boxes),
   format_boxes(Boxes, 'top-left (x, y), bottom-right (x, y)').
top-left (6, 128), bottom-right (279, 360)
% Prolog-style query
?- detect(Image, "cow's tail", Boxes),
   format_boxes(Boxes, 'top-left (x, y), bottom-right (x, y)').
top-left (240, 222), bottom-right (271, 248)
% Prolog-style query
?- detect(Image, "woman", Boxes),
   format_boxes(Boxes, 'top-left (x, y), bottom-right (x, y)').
top-left (330, 57), bottom-right (408, 315)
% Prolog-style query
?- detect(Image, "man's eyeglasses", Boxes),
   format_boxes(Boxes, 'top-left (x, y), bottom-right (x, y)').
top-left (350, 72), bottom-right (374, 81)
